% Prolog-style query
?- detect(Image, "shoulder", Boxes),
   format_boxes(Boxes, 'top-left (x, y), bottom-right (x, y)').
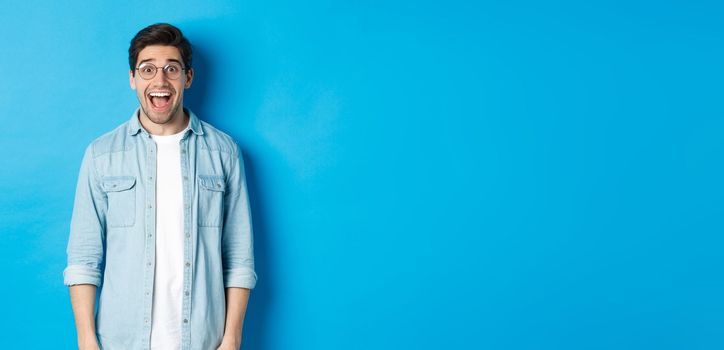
top-left (86, 121), bottom-right (134, 158)
top-left (199, 120), bottom-right (240, 156)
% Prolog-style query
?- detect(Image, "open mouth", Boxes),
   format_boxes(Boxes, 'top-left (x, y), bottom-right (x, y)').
top-left (148, 91), bottom-right (172, 111)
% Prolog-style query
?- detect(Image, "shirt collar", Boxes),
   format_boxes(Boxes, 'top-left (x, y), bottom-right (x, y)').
top-left (127, 107), bottom-right (204, 136)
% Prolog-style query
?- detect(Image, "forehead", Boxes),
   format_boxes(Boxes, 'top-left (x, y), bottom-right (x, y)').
top-left (137, 45), bottom-right (182, 63)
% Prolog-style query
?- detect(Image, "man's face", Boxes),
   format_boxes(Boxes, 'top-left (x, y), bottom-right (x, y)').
top-left (129, 45), bottom-right (193, 126)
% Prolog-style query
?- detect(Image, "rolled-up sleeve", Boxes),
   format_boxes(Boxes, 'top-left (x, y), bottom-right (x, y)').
top-left (221, 143), bottom-right (257, 289)
top-left (63, 144), bottom-right (106, 287)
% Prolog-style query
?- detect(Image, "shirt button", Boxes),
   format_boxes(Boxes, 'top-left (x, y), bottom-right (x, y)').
top-left (148, 176), bottom-right (152, 181)
top-left (148, 234), bottom-right (152, 237)
top-left (181, 149), bottom-right (186, 154)
top-left (148, 204), bottom-right (152, 208)
top-left (186, 233), bottom-right (190, 238)
top-left (183, 319), bottom-right (188, 323)
top-left (147, 262), bottom-right (152, 266)
top-left (146, 291), bottom-right (149, 295)
top-left (185, 291), bottom-right (189, 296)
top-left (185, 262), bottom-right (190, 267)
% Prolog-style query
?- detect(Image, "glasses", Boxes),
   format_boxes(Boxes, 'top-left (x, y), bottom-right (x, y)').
top-left (135, 62), bottom-right (187, 80)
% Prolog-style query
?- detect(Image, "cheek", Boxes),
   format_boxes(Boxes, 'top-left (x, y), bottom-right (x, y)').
top-left (135, 86), bottom-right (148, 101)
top-left (131, 76), bottom-right (143, 90)
top-left (176, 83), bottom-right (187, 95)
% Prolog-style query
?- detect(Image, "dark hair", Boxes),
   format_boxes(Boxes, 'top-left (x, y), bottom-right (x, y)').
top-left (129, 23), bottom-right (192, 73)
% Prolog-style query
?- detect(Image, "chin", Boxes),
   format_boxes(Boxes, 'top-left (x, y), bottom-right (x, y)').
top-left (142, 105), bottom-right (178, 125)
top-left (154, 112), bottom-right (177, 124)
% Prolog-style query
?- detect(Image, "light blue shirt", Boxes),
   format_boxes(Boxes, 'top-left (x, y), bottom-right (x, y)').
top-left (63, 108), bottom-right (257, 350)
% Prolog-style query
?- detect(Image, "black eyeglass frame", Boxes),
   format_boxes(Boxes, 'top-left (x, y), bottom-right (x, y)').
top-left (134, 63), bottom-right (189, 80)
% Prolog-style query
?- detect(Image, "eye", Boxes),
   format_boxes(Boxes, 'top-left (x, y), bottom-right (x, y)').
top-left (141, 66), bottom-right (154, 74)
top-left (166, 65), bottom-right (179, 73)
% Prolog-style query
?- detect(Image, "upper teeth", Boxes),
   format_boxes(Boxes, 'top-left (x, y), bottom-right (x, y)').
top-left (150, 92), bottom-right (171, 97)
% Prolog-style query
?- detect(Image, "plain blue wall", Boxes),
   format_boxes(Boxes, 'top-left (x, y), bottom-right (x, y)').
top-left (1, 0), bottom-right (723, 349)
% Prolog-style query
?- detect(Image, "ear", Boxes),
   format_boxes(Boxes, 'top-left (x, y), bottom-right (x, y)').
top-left (129, 70), bottom-right (137, 90)
top-left (184, 68), bottom-right (194, 89)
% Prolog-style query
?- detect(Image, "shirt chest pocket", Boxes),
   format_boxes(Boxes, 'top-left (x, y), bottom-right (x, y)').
top-left (101, 176), bottom-right (137, 228)
top-left (198, 175), bottom-right (226, 227)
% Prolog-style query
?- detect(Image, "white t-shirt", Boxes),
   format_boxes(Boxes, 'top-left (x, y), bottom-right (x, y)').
top-left (150, 127), bottom-right (188, 350)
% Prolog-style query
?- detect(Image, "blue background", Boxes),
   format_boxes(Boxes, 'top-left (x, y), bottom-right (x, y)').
top-left (1, 0), bottom-right (722, 349)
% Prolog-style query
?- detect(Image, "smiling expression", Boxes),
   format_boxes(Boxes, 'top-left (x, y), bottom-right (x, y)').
top-left (129, 45), bottom-right (193, 130)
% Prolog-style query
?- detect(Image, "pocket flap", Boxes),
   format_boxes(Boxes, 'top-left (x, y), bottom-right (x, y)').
top-left (198, 175), bottom-right (226, 191)
top-left (102, 176), bottom-right (136, 192)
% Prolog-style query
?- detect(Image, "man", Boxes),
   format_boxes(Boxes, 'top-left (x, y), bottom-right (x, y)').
top-left (63, 23), bottom-right (257, 350)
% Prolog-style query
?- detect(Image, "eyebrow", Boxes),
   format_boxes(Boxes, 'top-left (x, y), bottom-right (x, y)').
top-left (137, 58), bottom-right (183, 66)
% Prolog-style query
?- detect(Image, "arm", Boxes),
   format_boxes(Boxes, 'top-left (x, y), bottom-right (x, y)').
top-left (70, 284), bottom-right (100, 350)
top-left (219, 144), bottom-right (257, 347)
top-left (63, 145), bottom-right (106, 349)
top-left (218, 287), bottom-right (251, 349)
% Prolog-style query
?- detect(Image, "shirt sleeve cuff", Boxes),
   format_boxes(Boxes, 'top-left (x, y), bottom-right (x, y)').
top-left (224, 267), bottom-right (257, 289)
top-left (63, 265), bottom-right (102, 287)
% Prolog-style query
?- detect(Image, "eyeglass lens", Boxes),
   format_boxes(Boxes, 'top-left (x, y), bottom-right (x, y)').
top-left (137, 63), bottom-right (183, 80)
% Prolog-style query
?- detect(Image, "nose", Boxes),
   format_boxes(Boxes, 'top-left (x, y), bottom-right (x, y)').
top-left (152, 69), bottom-right (170, 83)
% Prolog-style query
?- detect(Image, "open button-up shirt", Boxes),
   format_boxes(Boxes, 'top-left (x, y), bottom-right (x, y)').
top-left (63, 108), bottom-right (257, 350)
